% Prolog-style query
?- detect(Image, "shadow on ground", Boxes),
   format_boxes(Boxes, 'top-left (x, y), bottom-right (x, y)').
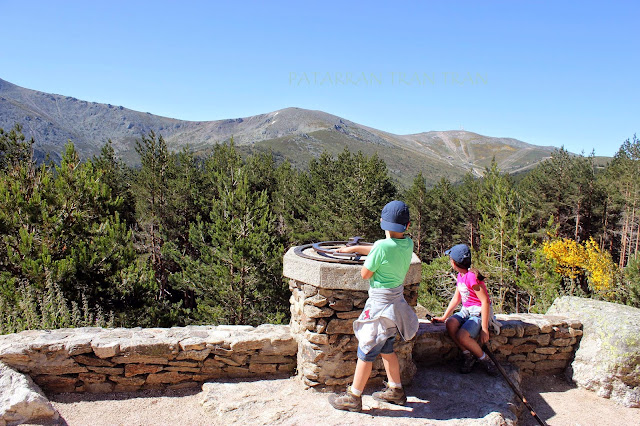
top-left (200, 362), bottom-right (522, 425)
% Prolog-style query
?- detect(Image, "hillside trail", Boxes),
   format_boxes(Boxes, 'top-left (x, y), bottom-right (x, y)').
top-left (35, 363), bottom-right (639, 426)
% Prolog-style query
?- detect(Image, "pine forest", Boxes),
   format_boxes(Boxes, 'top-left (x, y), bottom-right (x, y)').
top-left (1, 124), bottom-right (639, 334)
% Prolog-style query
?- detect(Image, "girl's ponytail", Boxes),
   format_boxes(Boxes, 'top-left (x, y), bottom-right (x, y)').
top-left (470, 267), bottom-right (485, 281)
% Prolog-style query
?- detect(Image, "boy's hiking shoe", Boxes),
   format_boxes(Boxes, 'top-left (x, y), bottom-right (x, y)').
top-left (479, 356), bottom-right (499, 376)
top-left (372, 382), bottom-right (407, 405)
top-left (328, 388), bottom-right (362, 412)
top-left (460, 352), bottom-right (476, 374)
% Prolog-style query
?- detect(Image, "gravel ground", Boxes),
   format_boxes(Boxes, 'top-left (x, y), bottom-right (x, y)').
top-left (35, 366), bottom-right (640, 426)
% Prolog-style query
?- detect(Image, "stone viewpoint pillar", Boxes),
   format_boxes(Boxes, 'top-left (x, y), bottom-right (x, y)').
top-left (283, 246), bottom-right (421, 391)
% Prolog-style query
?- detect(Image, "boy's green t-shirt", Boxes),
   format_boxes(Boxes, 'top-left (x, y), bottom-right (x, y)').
top-left (363, 237), bottom-right (414, 289)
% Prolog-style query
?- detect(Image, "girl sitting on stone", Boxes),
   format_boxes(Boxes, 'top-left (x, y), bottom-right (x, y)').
top-left (433, 244), bottom-right (500, 375)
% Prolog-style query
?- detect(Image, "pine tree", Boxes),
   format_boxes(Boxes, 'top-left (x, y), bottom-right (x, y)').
top-left (476, 160), bottom-right (530, 312)
top-left (134, 132), bottom-right (170, 301)
top-left (404, 173), bottom-right (429, 258)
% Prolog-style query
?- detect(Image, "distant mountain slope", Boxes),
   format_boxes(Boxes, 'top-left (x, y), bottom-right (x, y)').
top-left (0, 78), bottom-right (559, 186)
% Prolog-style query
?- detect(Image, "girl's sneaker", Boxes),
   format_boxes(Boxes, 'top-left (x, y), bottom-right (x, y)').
top-left (328, 388), bottom-right (362, 412)
top-left (372, 382), bottom-right (407, 405)
top-left (460, 352), bottom-right (476, 373)
top-left (479, 356), bottom-right (499, 376)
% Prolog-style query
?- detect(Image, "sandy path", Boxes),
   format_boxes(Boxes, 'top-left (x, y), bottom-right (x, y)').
top-left (40, 368), bottom-right (639, 426)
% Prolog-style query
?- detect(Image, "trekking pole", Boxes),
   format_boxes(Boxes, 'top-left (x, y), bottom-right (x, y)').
top-left (482, 345), bottom-right (548, 426)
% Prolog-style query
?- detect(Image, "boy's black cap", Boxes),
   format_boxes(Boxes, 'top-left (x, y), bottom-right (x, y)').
top-left (380, 200), bottom-right (410, 233)
top-left (445, 244), bottom-right (472, 268)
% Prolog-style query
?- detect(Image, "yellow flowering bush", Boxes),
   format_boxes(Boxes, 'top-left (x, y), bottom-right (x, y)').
top-left (542, 238), bottom-right (587, 279)
top-left (542, 237), bottom-right (616, 295)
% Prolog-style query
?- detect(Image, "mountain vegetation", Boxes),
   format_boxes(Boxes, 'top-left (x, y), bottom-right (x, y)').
top-left (0, 121), bottom-right (638, 334)
top-left (0, 78), bottom-right (568, 187)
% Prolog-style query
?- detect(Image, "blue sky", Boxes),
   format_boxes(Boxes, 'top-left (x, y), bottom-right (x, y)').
top-left (1, 0), bottom-right (638, 157)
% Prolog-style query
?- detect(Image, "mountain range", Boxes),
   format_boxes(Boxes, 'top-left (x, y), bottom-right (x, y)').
top-left (0, 77), bottom-right (560, 186)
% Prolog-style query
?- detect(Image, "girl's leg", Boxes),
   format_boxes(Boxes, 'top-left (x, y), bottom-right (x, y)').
top-left (380, 352), bottom-right (401, 385)
top-left (456, 328), bottom-right (483, 358)
top-left (445, 317), bottom-right (465, 351)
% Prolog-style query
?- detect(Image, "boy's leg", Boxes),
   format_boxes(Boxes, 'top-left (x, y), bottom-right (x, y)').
top-left (372, 337), bottom-right (406, 405)
top-left (373, 351), bottom-right (407, 405)
top-left (352, 358), bottom-right (373, 392)
top-left (329, 339), bottom-right (383, 412)
top-left (328, 358), bottom-right (370, 412)
top-left (380, 351), bottom-right (401, 385)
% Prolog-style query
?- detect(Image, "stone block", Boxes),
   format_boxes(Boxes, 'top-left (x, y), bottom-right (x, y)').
top-left (326, 318), bottom-right (355, 335)
top-left (78, 372), bottom-right (106, 383)
top-left (304, 294), bottom-right (328, 307)
top-left (224, 366), bottom-right (251, 378)
top-left (248, 363), bottom-right (278, 374)
top-left (32, 375), bottom-right (78, 393)
top-left (124, 364), bottom-right (163, 377)
top-left (283, 247), bottom-right (420, 291)
top-left (250, 355), bottom-right (293, 364)
top-left (315, 319), bottom-right (328, 334)
top-left (0, 362), bottom-right (59, 424)
top-left (109, 376), bottom-right (146, 386)
top-left (111, 355), bottom-right (170, 365)
top-left (552, 327), bottom-right (571, 339)
top-left (73, 355), bottom-right (114, 367)
top-left (84, 382), bottom-right (114, 393)
top-left (175, 349), bottom-right (211, 361)
top-left (550, 338), bottom-right (572, 347)
top-left (86, 366), bottom-right (124, 375)
top-left (303, 305), bottom-right (334, 319)
top-left (145, 371), bottom-right (192, 384)
top-left (328, 297), bottom-right (353, 312)
top-left (336, 310), bottom-right (361, 319)
top-left (304, 331), bottom-right (329, 345)
top-left (526, 352), bottom-right (547, 362)
top-left (510, 344), bottom-right (536, 354)
top-left (165, 366), bottom-right (202, 373)
top-left (548, 352), bottom-right (574, 360)
top-left (534, 347), bottom-right (558, 355)
top-left (508, 355), bottom-right (527, 363)
top-left (178, 338), bottom-right (207, 351)
top-left (168, 360), bottom-right (200, 368)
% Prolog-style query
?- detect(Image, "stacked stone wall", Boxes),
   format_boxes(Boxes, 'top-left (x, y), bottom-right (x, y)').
top-left (414, 313), bottom-right (583, 375)
top-left (289, 278), bottom-right (420, 389)
top-left (0, 324), bottom-right (296, 394)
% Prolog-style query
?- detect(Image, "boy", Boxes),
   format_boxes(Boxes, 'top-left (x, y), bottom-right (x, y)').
top-left (328, 200), bottom-right (419, 412)
top-left (433, 244), bottom-right (499, 375)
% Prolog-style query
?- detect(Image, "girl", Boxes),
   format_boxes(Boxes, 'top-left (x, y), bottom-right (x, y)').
top-left (433, 244), bottom-right (499, 375)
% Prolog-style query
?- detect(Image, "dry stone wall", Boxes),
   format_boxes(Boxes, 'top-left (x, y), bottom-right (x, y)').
top-left (0, 246), bottom-right (585, 399)
top-left (0, 324), bottom-right (296, 394)
top-left (414, 313), bottom-right (583, 376)
top-left (289, 278), bottom-right (420, 389)
top-left (284, 246), bottom-right (422, 390)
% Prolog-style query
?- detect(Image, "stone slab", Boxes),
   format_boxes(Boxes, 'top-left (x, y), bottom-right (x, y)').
top-left (283, 247), bottom-right (421, 290)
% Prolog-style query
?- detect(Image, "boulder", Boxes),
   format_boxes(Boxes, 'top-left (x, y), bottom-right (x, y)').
top-left (547, 296), bottom-right (640, 407)
top-left (0, 361), bottom-right (59, 426)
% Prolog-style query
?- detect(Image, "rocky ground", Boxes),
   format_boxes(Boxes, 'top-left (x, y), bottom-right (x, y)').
top-left (33, 363), bottom-right (640, 425)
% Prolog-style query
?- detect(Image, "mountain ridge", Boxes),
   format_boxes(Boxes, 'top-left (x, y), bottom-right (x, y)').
top-left (0, 78), bottom-right (559, 186)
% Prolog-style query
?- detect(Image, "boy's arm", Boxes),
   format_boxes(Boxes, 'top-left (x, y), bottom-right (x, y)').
top-left (472, 283), bottom-right (491, 344)
top-left (360, 266), bottom-right (374, 280)
top-left (433, 289), bottom-right (461, 322)
top-left (336, 245), bottom-right (372, 255)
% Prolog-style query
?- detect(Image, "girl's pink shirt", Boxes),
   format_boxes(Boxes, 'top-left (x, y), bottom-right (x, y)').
top-left (456, 271), bottom-right (490, 308)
